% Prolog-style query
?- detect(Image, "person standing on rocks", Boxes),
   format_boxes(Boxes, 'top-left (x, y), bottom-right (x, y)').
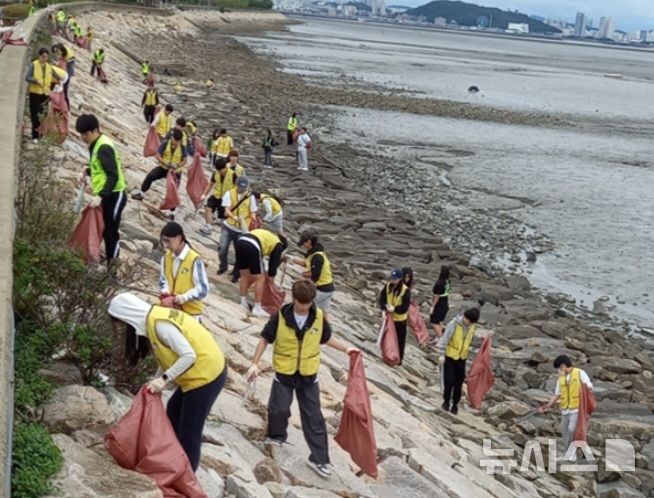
top-left (538, 355), bottom-right (593, 461)
top-left (227, 149), bottom-right (246, 177)
top-left (253, 192), bottom-right (284, 234)
top-left (90, 48), bottom-right (105, 79)
top-left (293, 231), bottom-right (335, 321)
top-left (429, 265), bottom-right (452, 344)
top-left (211, 128), bottom-right (233, 161)
top-left (218, 176), bottom-right (258, 279)
top-left (379, 268), bottom-right (411, 365)
top-left (108, 292), bottom-right (227, 472)
top-left (235, 228), bottom-right (288, 317)
top-left (199, 157), bottom-right (237, 236)
top-left (55, 8), bottom-right (66, 34)
top-left (286, 112), bottom-right (298, 145)
top-left (246, 279), bottom-right (359, 478)
top-left (438, 307), bottom-right (480, 415)
top-left (159, 222), bottom-right (209, 322)
top-left (141, 60), bottom-right (151, 82)
top-left (152, 104), bottom-right (174, 140)
top-left (75, 114), bottom-right (127, 265)
top-left (51, 43), bottom-right (75, 107)
top-left (141, 83), bottom-right (159, 124)
top-left (262, 128), bottom-right (277, 168)
top-left (297, 127), bottom-right (311, 172)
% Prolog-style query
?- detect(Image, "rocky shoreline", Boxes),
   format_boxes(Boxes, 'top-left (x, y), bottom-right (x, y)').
top-left (28, 8), bottom-right (654, 498)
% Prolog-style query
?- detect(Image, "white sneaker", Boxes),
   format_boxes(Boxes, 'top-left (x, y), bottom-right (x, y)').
top-left (32, 138), bottom-right (39, 144)
top-left (300, 167), bottom-right (309, 171)
top-left (240, 299), bottom-right (250, 311)
top-left (251, 305), bottom-right (269, 317)
top-left (308, 461), bottom-right (332, 478)
top-left (199, 225), bottom-right (211, 236)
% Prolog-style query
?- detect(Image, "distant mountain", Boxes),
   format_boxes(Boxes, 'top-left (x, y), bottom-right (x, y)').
top-left (406, 0), bottom-right (560, 34)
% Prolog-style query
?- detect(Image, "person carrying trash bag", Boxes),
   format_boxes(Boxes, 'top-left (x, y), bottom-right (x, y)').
top-left (378, 268), bottom-right (411, 365)
top-left (246, 279), bottom-right (359, 478)
top-left (235, 228), bottom-right (288, 317)
top-left (199, 157), bottom-right (237, 236)
top-left (75, 114), bottom-right (127, 266)
top-left (438, 307), bottom-right (481, 415)
top-left (293, 231), bottom-right (335, 321)
top-left (141, 83), bottom-right (159, 124)
top-left (108, 293), bottom-right (227, 472)
top-left (159, 222), bottom-right (209, 322)
top-left (152, 104), bottom-right (174, 140)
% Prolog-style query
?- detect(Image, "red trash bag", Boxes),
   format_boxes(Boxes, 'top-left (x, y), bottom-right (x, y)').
top-left (105, 387), bottom-right (208, 498)
top-left (57, 57), bottom-right (67, 70)
top-left (143, 127), bottom-right (161, 158)
top-left (69, 205), bottom-right (105, 263)
top-left (379, 313), bottom-right (400, 367)
top-left (466, 336), bottom-right (495, 410)
top-left (261, 276), bottom-right (285, 315)
top-left (193, 136), bottom-right (207, 158)
top-left (249, 217), bottom-right (262, 231)
top-left (334, 350), bottom-right (378, 478)
top-left (160, 171), bottom-right (181, 211)
top-left (39, 91), bottom-right (69, 143)
top-left (407, 301), bottom-right (429, 346)
top-left (97, 65), bottom-right (108, 83)
top-left (573, 384), bottom-right (596, 444)
top-left (186, 154), bottom-right (208, 208)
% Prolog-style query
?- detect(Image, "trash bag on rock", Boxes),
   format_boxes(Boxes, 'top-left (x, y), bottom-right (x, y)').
top-left (97, 65), bottom-right (108, 83)
top-left (39, 91), bottom-right (69, 143)
top-left (143, 127), bottom-right (161, 158)
top-left (261, 276), bottom-right (285, 315)
top-left (159, 171), bottom-right (181, 211)
top-left (466, 336), bottom-right (495, 410)
top-left (186, 154), bottom-right (208, 208)
top-left (379, 313), bottom-right (400, 367)
top-left (407, 302), bottom-right (429, 345)
top-left (69, 205), bottom-right (104, 263)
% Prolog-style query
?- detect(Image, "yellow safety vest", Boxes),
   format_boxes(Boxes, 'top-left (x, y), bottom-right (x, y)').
top-left (89, 134), bottom-right (126, 195)
top-left (229, 162), bottom-right (245, 177)
top-left (146, 305), bottom-right (224, 392)
top-left (445, 322), bottom-right (477, 360)
top-left (306, 251), bottom-right (333, 287)
top-left (141, 62), bottom-right (150, 75)
top-left (163, 248), bottom-right (204, 316)
top-left (28, 60), bottom-right (53, 95)
top-left (144, 89), bottom-right (158, 106)
top-left (287, 116), bottom-right (298, 131)
top-left (64, 48), bottom-right (75, 62)
top-left (162, 140), bottom-right (184, 173)
top-left (213, 136), bottom-right (232, 156)
top-left (386, 283), bottom-right (408, 322)
top-left (559, 368), bottom-right (582, 410)
top-left (226, 189), bottom-right (252, 229)
top-left (213, 168), bottom-right (236, 199)
top-left (249, 229), bottom-right (280, 256)
top-left (56, 11), bottom-right (66, 22)
top-left (273, 308), bottom-right (323, 376)
top-left (261, 194), bottom-right (282, 216)
top-left (155, 111), bottom-right (172, 137)
top-left (93, 50), bottom-right (105, 64)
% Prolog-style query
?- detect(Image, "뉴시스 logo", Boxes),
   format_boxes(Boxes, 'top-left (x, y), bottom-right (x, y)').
top-left (479, 438), bottom-right (636, 474)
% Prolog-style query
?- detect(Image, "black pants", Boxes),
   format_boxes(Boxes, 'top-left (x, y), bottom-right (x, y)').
top-left (167, 367), bottom-right (227, 471)
top-left (395, 320), bottom-right (408, 365)
top-left (29, 93), bottom-right (49, 139)
top-left (141, 166), bottom-right (180, 193)
top-left (443, 357), bottom-right (467, 407)
top-left (143, 105), bottom-right (156, 124)
top-left (101, 191), bottom-right (127, 264)
top-left (263, 148), bottom-right (273, 165)
top-left (90, 62), bottom-right (98, 77)
top-left (268, 375), bottom-right (330, 465)
top-left (286, 130), bottom-right (293, 145)
top-left (63, 79), bottom-right (71, 108)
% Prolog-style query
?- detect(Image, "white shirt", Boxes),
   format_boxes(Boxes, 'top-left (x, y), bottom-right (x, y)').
top-left (155, 320), bottom-right (196, 381)
top-left (294, 312), bottom-right (309, 330)
top-left (554, 369), bottom-right (593, 414)
top-left (262, 198), bottom-right (282, 222)
top-left (297, 133), bottom-right (311, 150)
top-left (159, 244), bottom-right (209, 306)
top-left (221, 190), bottom-right (258, 232)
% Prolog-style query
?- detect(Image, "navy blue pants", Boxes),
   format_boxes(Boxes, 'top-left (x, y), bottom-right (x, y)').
top-left (167, 367), bottom-right (227, 471)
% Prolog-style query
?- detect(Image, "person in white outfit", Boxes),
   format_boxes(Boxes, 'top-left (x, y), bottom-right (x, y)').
top-left (297, 128), bottom-right (311, 172)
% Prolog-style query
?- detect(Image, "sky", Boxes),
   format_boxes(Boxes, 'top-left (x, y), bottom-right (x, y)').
top-left (398, 0), bottom-right (654, 32)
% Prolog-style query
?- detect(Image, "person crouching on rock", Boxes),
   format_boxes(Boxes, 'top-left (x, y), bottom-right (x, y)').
top-left (379, 268), bottom-right (411, 365)
top-left (159, 222), bottom-right (209, 323)
top-left (246, 280), bottom-right (359, 478)
top-left (235, 228), bottom-right (288, 317)
top-left (108, 292), bottom-right (227, 472)
top-left (438, 307), bottom-right (480, 415)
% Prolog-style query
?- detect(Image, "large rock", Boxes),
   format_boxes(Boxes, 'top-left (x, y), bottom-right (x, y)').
top-left (196, 467), bottom-right (225, 498)
top-left (283, 488), bottom-right (341, 498)
top-left (43, 385), bottom-right (115, 434)
top-left (487, 401), bottom-right (531, 419)
top-left (226, 475), bottom-right (273, 498)
top-left (369, 456), bottom-right (444, 498)
top-left (45, 434), bottom-right (162, 498)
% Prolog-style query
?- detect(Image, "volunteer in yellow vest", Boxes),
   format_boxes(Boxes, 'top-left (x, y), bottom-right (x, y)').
top-left (226, 149), bottom-right (246, 177)
top-left (159, 222), bottom-right (209, 321)
top-left (108, 292), bottom-right (227, 472)
top-left (163, 117), bottom-right (194, 156)
top-left (218, 176), bottom-right (258, 279)
top-left (211, 128), bottom-right (234, 160)
top-left (66, 16), bottom-right (76, 40)
top-left (56, 9), bottom-right (66, 33)
top-left (75, 114), bottom-right (127, 265)
top-left (286, 112), bottom-right (298, 145)
top-left (90, 48), bottom-right (105, 78)
top-left (152, 104), bottom-right (174, 139)
top-left (539, 355), bottom-right (593, 461)
top-left (246, 280), bottom-right (358, 478)
top-left (141, 60), bottom-right (151, 78)
top-left (294, 231), bottom-right (335, 320)
top-left (86, 27), bottom-right (93, 49)
top-left (131, 128), bottom-right (187, 203)
top-left (235, 228), bottom-right (288, 317)
top-left (28, 1), bottom-right (36, 17)
top-left (141, 84), bottom-right (159, 124)
top-left (438, 307), bottom-right (481, 415)
top-left (199, 157), bottom-right (237, 236)
top-left (51, 43), bottom-right (75, 107)
top-left (25, 48), bottom-right (67, 142)
top-left (379, 268), bottom-right (411, 364)
top-left (254, 192), bottom-right (283, 233)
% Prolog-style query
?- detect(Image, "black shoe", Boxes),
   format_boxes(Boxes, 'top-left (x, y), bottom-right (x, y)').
top-left (217, 268), bottom-right (227, 275)
top-left (441, 401), bottom-right (450, 412)
top-left (450, 404), bottom-right (458, 415)
top-left (231, 274), bottom-right (239, 284)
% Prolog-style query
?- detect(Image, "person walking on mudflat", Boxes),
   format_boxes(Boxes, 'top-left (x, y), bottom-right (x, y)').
top-left (379, 268), bottom-right (411, 365)
top-left (286, 112), bottom-right (298, 145)
top-left (297, 127), bottom-right (311, 172)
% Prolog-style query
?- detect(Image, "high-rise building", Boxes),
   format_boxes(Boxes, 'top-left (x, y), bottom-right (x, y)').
top-left (598, 16), bottom-right (616, 39)
top-left (574, 12), bottom-right (587, 37)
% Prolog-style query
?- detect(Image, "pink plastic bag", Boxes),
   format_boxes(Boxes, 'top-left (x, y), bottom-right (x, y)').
top-left (143, 127), bottom-right (161, 158)
top-left (39, 91), bottom-right (69, 143)
top-left (380, 313), bottom-right (400, 367)
top-left (159, 171), bottom-right (181, 211)
top-left (193, 136), bottom-right (207, 158)
top-left (97, 65), bottom-right (108, 83)
top-left (407, 301), bottom-right (429, 345)
top-left (334, 351), bottom-right (378, 478)
top-left (262, 276), bottom-right (285, 315)
top-left (105, 387), bottom-right (207, 498)
top-left (186, 154), bottom-right (208, 207)
top-left (466, 336), bottom-right (495, 410)
top-left (69, 205), bottom-right (104, 262)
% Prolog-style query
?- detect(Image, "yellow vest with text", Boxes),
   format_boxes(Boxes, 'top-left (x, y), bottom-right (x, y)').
top-left (306, 252), bottom-right (333, 287)
top-left (273, 308), bottom-right (323, 376)
top-left (144, 89), bottom-right (157, 106)
top-left (559, 368), bottom-right (582, 410)
top-left (162, 140), bottom-right (184, 173)
top-left (146, 305), bottom-right (224, 392)
top-left (261, 194), bottom-right (282, 216)
top-left (445, 322), bottom-right (477, 360)
top-left (250, 229), bottom-right (280, 256)
top-left (226, 189), bottom-right (252, 229)
top-left (386, 283), bottom-right (408, 321)
top-left (155, 111), bottom-right (172, 137)
top-left (213, 168), bottom-right (236, 198)
top-left (90, 135), bottom-right (126, 195)
top-left (163, 248), bottom-right (204, 315)
top-left (28, 61), bottom-right (53, 95)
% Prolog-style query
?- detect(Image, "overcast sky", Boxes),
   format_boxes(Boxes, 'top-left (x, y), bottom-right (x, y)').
top-left (400, 0), bottom-right (654, 32)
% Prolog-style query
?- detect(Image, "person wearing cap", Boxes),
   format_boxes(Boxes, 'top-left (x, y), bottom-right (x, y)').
top-left (159, 222), bottom-right (209, 321)
top-left (141, 84), bottom-right (160, 124)
top-left (246, 279), bottom-right (359, 479)
top-left (152, 104), bottom-right (174, 140)
top-left (379, 268), bottom-right (411, 365)
top-left (296, 127), bottom-right (311, 172)
top-left (75, 114), bottom-right (127, 265)
top-left (235, 228), bottom-right (288, 317)
top-left (211, 128), bottom-right (233, 160)
top-left (226, 149), bottom-right (246, 177)
top-left (218, 176), bottom-right (258, 277)
top-left (438, 307), bottom-right (481, 415)
top-left (199, 156), bottom-right (237, 236)
top-left (294, 231), bottom-right (335, 321)
top-left (253, 192), bottom-right (284, 234)
top-left (107, 292), bottom-right (227, 472)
